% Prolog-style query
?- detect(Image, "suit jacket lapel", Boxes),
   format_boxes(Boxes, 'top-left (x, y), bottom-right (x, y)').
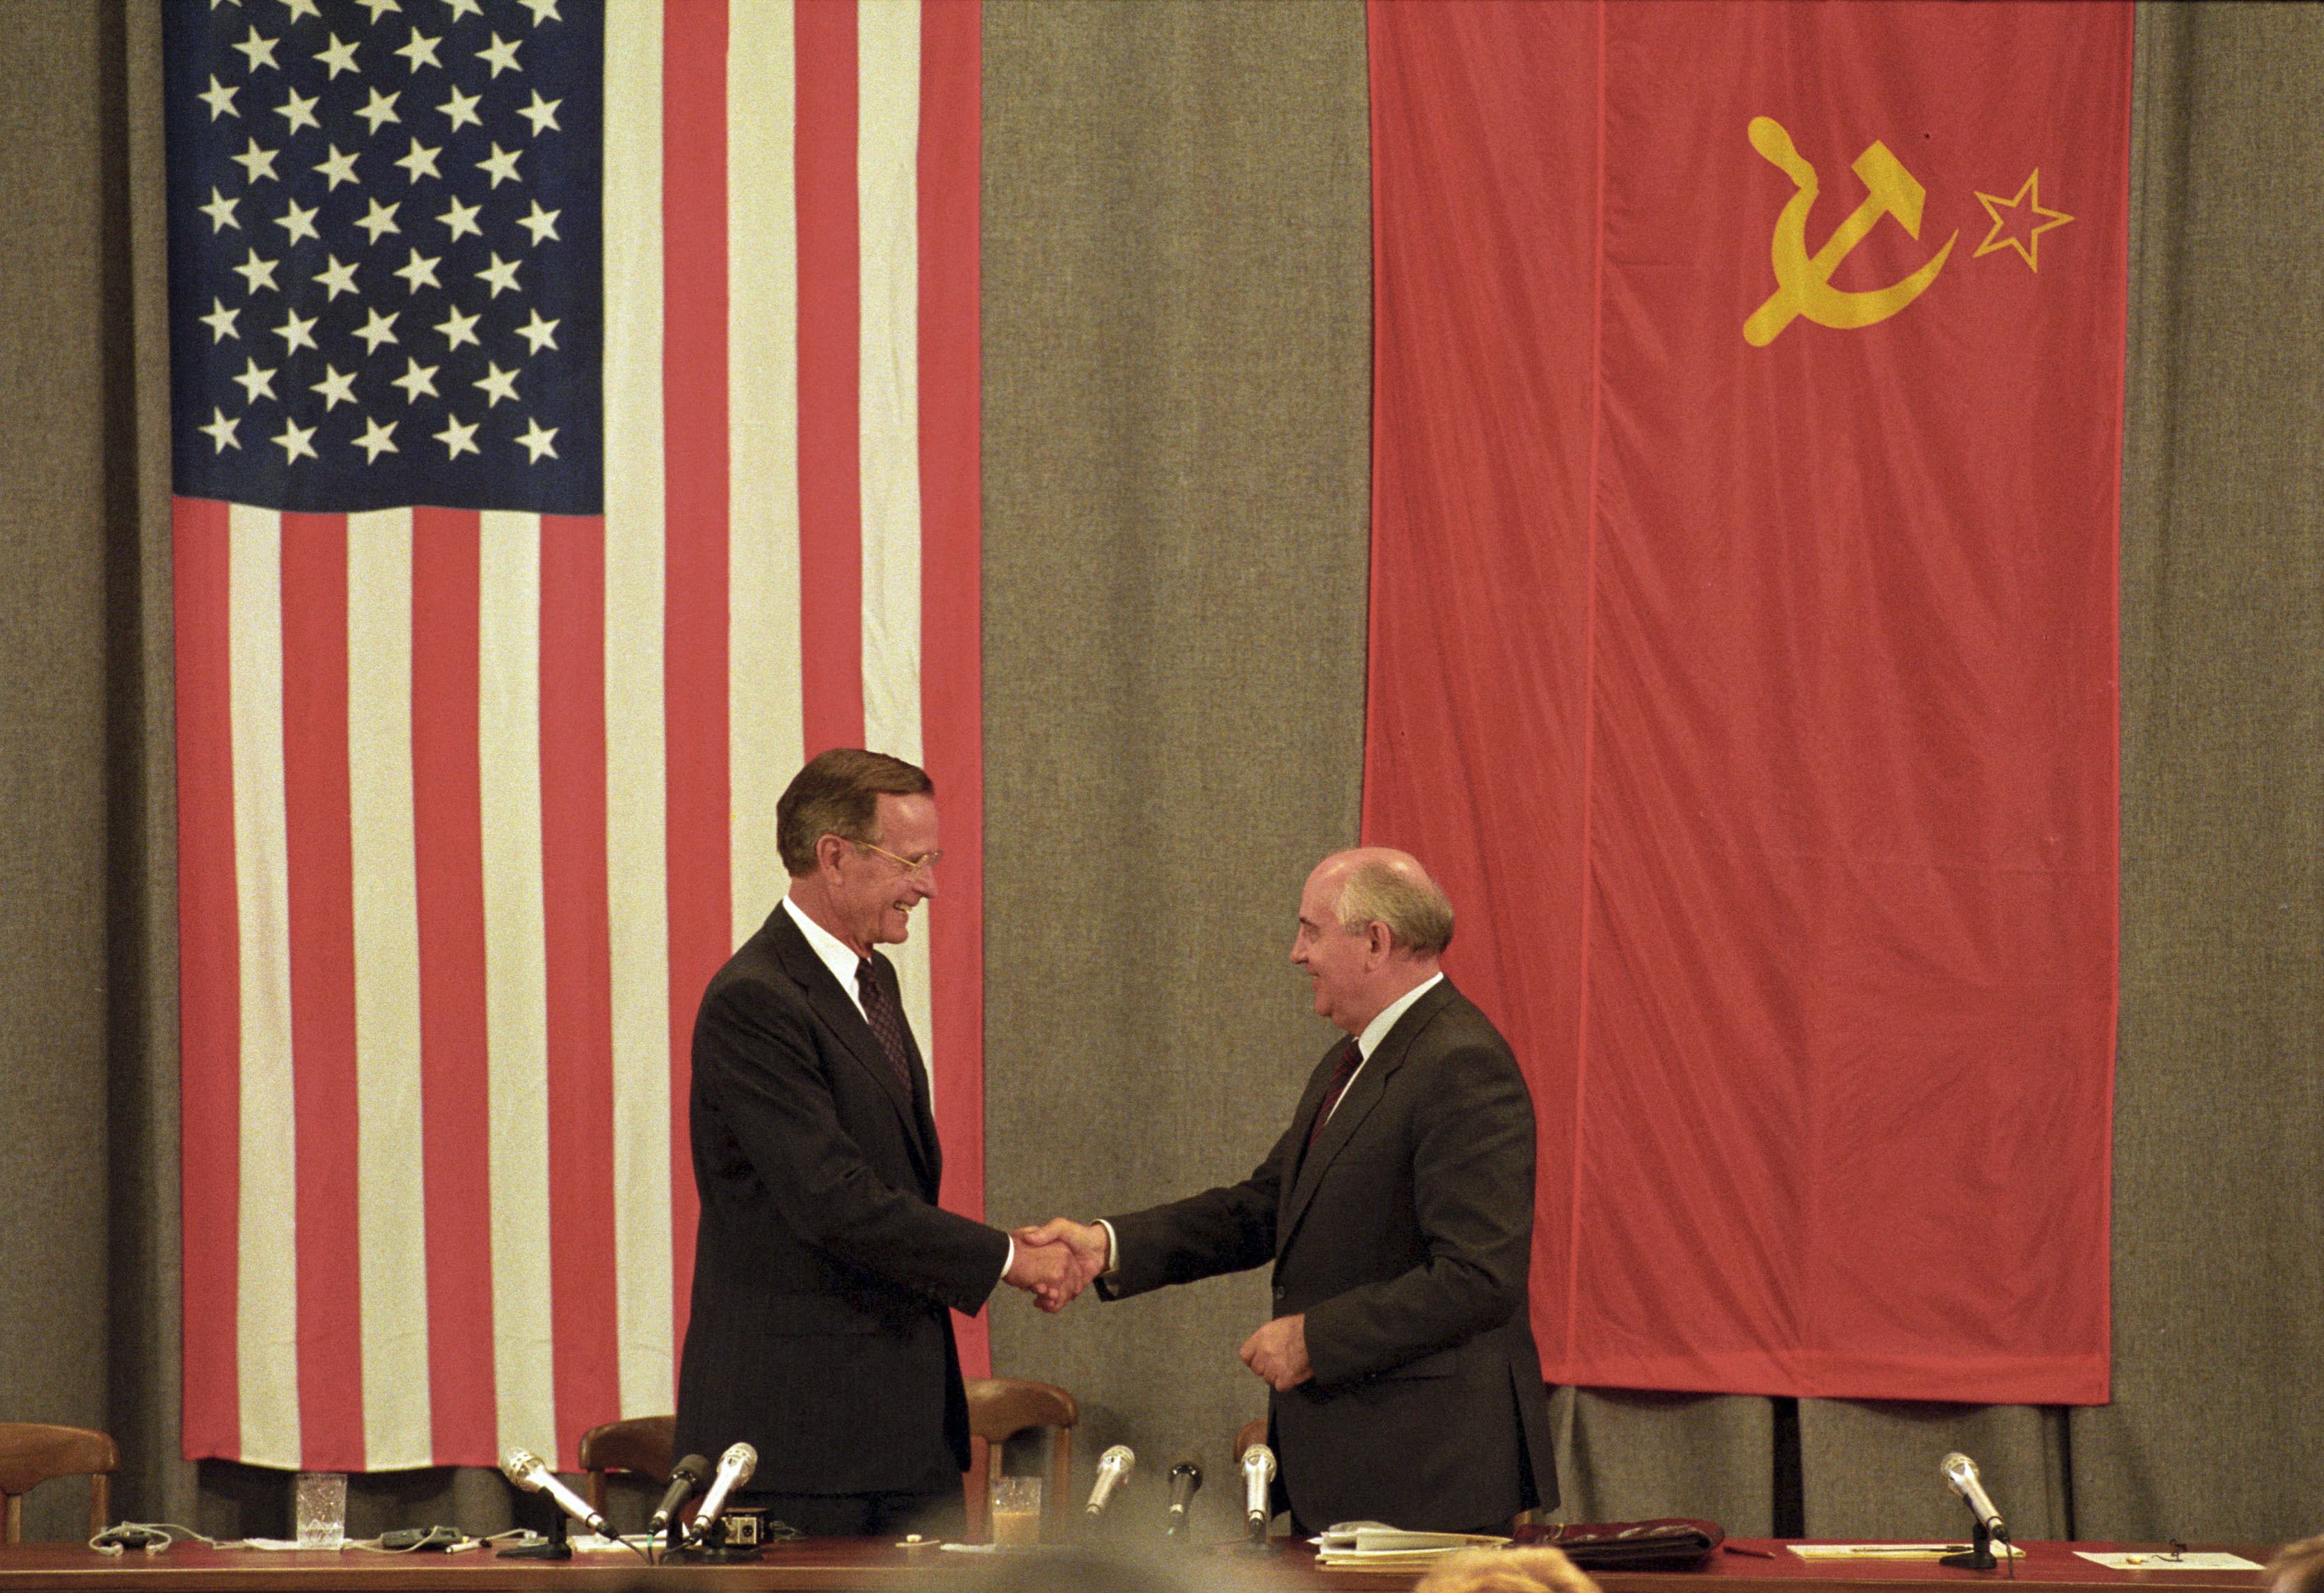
top-left (764, 910), bottom-right (932, 1171)
top-left (1277, 979), bottom-right (1457, 1256)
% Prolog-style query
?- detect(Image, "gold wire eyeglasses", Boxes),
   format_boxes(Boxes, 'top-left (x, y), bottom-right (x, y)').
top-left (851, 839), bottom-right (942, 879)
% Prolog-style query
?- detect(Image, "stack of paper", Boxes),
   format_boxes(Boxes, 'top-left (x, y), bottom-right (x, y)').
top-left (2078, 1552), bottom-right (2261, 1571)
top-left (1314, 1523), bottom-right (1511, 1569)
top-left (1789, 1543), bottom-right (2025, 1562)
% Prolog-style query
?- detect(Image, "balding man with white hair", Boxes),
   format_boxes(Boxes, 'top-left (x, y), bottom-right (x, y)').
top-left (1022, 849), bottom-right (1557, 1534)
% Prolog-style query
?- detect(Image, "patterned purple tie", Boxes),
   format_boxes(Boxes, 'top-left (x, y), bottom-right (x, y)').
top-left (1305, 1038), bottom-right (1364, 1150)
top-left (855, 958), bottom-right (917, 1095)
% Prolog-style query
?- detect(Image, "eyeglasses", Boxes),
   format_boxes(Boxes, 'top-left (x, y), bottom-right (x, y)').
top-left (848, 838), bottom-right (943, 879)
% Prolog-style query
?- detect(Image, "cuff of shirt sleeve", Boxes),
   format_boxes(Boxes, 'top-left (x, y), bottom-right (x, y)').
top-left (1096, 1219), bottom-right (1119, 1279)
top-left (999, 1235), bottom-right (1015, 1289)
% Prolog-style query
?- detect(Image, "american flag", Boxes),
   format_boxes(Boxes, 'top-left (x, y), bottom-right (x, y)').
top-left (166, 0), bottom-right (986, 1473)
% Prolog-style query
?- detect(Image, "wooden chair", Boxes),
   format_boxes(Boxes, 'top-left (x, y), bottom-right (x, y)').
top-left (0, 1423), bottom-right (118, 1544)
top-left (963, 1377), bottom-right (1077, 1542)
top-left (577, 1414), bottom-right (675, 1519)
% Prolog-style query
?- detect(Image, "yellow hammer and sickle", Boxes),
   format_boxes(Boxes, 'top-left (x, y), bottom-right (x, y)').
top-left (1743, 115), bottom-right (1957, 347)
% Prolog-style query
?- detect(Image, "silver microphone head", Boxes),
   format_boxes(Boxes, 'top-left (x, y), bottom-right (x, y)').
top-left (1941, 1450), bottom-right (2008, 1539)
top-left (1241, 1443), bottom-right (1276, 1482)
top-left (1086, 1445), bottom-right (1137, 1514)
top-left (720, 1441), bottom-right (757, 1485)
top-left (500, 1449), bottom-right (544, 1490)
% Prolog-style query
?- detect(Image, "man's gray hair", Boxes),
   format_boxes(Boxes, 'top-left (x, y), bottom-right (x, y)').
top-left (1334, 855), bottom-right (1455, 956)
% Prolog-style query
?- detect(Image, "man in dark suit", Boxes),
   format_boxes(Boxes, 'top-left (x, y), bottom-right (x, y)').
top-left (1021, 850), bottom-right (1556, 1534)
top-left (674, 748), bottom-right (1069, 1537)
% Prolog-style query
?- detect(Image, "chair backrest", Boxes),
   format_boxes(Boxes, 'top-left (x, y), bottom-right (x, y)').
top-left (0, 1423), bottom-right (118, 1545)
top-left (576, 1414), bottom-right (674, 1517)
top-left (963, 1377), bottom-right (1078, 1542)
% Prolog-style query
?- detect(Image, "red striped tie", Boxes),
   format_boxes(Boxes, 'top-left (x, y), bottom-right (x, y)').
top-left (1305, 1038), bottom-right (1364, 1150)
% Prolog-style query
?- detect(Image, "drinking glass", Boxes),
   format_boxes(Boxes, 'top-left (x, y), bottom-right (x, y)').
top-left (293, 1472), bottom-right (347, 1550)
top-left (989, 1475), bottom-right (1042, 1547)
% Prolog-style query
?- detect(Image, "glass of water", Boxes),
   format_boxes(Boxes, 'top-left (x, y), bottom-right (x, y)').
top-left (293, 1472), bottom-right (347, 1550)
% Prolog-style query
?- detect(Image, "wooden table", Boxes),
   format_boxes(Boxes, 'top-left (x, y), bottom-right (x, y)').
top-left (0, 1539), bottom-right (2275, 1592)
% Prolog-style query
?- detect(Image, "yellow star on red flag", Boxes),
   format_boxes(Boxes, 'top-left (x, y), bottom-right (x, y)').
top-left (1973, 170), bottom-right (2074, 271)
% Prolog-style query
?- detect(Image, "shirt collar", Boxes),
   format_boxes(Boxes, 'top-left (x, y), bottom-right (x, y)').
top-left (1356, 971), bottom-right (1444, 1060)
top-left (782, 893), bottom-right (868, 1019)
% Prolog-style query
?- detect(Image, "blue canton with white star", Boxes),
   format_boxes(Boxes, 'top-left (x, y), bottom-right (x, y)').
top-left (164, 0), bottom-right (602, 514)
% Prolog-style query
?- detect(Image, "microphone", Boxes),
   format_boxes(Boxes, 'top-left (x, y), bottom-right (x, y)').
top-left (500, 1448), bottom-right (610, 1538)
top-left (1240, 1443), bottom-right (1276, 1530)
top-left (1942, 1452), bottom-right (2009, 1541)
top-left (1164, 1461), bottom-right (1202, 1535)
top-left (1085, 1445), bottom-right (1135, 1515)
top-left (649, 1454), bottom-right (710, 1536)
top-left (689, 1443), bottom-right (757, 1542)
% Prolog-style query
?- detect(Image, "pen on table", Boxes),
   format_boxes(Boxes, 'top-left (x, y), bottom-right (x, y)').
top-left (1723, 1544), bottom-right (1780, 1558)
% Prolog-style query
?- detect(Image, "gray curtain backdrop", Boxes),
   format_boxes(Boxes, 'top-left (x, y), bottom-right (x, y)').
top-left (979, 0), bottom-right (1373, 1542)
top-left (1, 0), bottom-right (2318, 1550)
top-left (0, 0), bottom-right (187, 1548)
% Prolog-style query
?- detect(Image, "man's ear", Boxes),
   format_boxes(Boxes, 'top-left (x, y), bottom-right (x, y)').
top-left (814, 832), bottom-right (851, 876)
top-left (1366, 920), bottom-right (1394, 963)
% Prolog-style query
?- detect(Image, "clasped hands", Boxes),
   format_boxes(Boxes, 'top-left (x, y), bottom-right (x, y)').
top-left (1000, 1219), bottom-right (1311, 1390)
top-left (1001, 1217), bottom-right (1109, 1310)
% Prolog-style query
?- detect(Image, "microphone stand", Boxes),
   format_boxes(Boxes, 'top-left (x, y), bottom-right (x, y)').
top-left (1940, 1519), bottom-right (1999, 1572)
top-left (497, 1510), bottom-right (572, 1561)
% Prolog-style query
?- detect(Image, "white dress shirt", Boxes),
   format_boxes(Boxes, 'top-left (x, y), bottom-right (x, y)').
top-left (782, 894), bottom-right (868, 1021)
top-left (1337, 970), bottom-right (1444, 1114)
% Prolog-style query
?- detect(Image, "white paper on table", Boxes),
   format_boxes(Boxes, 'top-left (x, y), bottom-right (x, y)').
top-left (2078, 1552), bottom-right (2263, 1571)
top-left (1791, 1542), bottom-right (2025, 1561)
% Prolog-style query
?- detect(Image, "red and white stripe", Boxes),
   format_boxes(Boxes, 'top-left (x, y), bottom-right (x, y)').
top-left (175, 0), bottom-right (984, 1473)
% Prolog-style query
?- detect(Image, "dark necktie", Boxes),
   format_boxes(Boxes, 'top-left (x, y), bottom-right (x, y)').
top-left (855, 958), bottom-right (917, 1095)
top-left (1305, 1038), bottom-right (1364, 1150)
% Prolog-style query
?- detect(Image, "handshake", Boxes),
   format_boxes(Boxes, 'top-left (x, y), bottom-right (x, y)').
top-left (997, 1218), bottom-right (1313, 1390)
top-left (1000, 1218), bottom-right (1110, 1313)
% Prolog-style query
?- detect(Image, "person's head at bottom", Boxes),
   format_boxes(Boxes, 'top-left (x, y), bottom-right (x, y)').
top-left (2265, 1537), bottom-right (2324, 1593)
top-left (1414, 1547), bottom-right (1604, 1593)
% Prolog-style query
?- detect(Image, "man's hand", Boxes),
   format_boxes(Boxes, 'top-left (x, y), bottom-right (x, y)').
top-left (1002, 1237), bottom-right (1075, 1309)
top-left (1011, 1218), bottom-right (1111, 1313)
top-left (1240, 1313), bottom-right (1311, 1390)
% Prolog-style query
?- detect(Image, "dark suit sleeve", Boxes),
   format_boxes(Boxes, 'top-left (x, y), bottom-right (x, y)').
top-left (1300, 1037), bottom-right (1536, 1386)
top-left (1096, 1123), bottom-right (1297, 1299)
top-left (697, 973), bottom-right (1009, 1315)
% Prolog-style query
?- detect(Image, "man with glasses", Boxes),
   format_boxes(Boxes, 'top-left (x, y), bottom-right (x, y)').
top-left (674, 747), bottom-right (1070, 1537)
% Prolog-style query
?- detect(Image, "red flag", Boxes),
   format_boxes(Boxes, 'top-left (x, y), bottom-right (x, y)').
top-left (1366, 0), bottom-right (2128, 1404)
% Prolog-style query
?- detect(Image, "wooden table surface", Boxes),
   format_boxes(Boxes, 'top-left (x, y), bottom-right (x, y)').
top-left (0, 1539), bottom-right (2276, 1592)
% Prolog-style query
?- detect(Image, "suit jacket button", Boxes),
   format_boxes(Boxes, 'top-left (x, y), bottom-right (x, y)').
top-left (1273, 1285), bottom-right (1286, 1300)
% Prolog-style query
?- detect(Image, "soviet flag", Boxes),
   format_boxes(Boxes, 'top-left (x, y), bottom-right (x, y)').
top-left (1367, 0), bottom-right (2128, 1404)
